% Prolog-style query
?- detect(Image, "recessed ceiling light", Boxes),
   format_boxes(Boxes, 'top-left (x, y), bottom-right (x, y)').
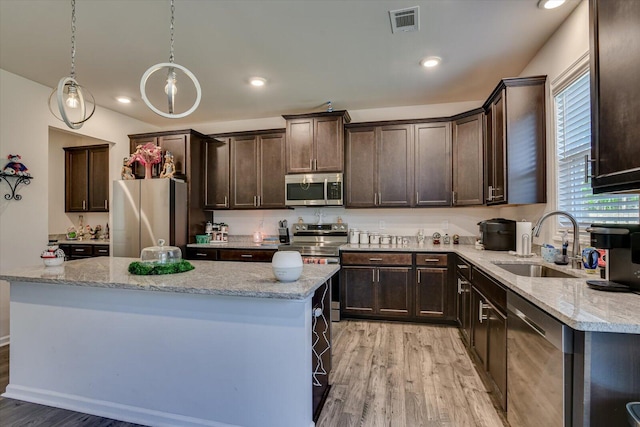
top-left (249, 77), bottom-right (266, 87)
top-left (538, 0), bottom-right (566, 9)
top-left (116, 96), bottom-right (132, 104)
top-left (420, 56), bottom-right (441, 68)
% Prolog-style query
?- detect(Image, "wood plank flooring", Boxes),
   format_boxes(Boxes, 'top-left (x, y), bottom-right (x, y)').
top-left (0, 322), bottom-right (508, 427)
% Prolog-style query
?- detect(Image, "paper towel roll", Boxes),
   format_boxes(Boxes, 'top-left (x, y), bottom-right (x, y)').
top-left (516, 221), bottom-right (532, 256)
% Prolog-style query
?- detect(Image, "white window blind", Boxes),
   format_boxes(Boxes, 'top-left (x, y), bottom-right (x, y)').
top-left (555, 71), bottom-right (639, 228)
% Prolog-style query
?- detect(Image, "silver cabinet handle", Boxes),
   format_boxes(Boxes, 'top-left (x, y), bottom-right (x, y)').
top-left (423, 258), bottom-right (440, 262)
top-left (82, 200), bottom-right (86, 210)
top-left (452, 191), bottom-right (457, 205)
top-left (487, 186), bottom-right (494, 202)
top-left (416, 192), bottom-right (419, 203)
top-left (457, 264), bottom-right (469, 270)
top-left (584, 154), bottom-right (596, 183)
top-left (224, 196), bottom-right (228, 207)
top-left (369, 258), bottom-right (383, 261)
top-left (417, 270), bottom-right (421, 284)
top-left (257, 195), bottom-right (261, 206)
top-left (457, 278), bottom-right (469, 294)
top-left (104, 200), bottom-right (108, 209)
top-left (76, 249), bottom-right (85, 252)
top-left (479, 301), bottom-right (489, 323)
top-left (378, 192), bottom-right (382, 205)
top-left (372, 269), bottom-right (376, 283)
top-left (310, 159), bottom-right (313, 170)
top-left (374, 192), bottom-right (377, 205)
top-left (253, 195), bottom-right (257, 207)
top-left (314, 159), bottom-right (317, 170)
top-left (196, 252), bottom-right (208, 257)
top-left (241, 254), bottom-right (253, 258)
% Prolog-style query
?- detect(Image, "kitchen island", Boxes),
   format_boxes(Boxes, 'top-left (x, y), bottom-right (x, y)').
top-left (0, 257), bottom-right (339, 427)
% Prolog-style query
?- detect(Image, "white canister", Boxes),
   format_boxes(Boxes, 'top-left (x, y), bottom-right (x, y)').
top-left (359, 230), bottom-right (369, 244)
top-left (381, 234), bottom-right (391, 245)
top-left (349, 229), bottom-right (360, 244)
top-left (370, 233), bottom-right (380, 244)
top-left (272, 251), bottom-right (303, 282)
top-left (391, 235), bottom-right (397, 245)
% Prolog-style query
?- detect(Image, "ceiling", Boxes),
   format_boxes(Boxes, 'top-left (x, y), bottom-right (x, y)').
top-left (0, 0), bottom-right (580, 127)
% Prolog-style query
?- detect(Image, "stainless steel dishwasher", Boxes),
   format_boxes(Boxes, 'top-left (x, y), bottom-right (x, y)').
top-left (507, 292), bottom-right (573, 427)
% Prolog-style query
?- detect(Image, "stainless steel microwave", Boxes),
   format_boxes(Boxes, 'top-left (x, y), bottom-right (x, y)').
top-left (285, 173), bottom-right (343, 206)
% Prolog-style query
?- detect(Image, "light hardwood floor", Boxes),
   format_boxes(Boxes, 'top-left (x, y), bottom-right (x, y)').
top-left (0, 322), bottom-right (507, 426)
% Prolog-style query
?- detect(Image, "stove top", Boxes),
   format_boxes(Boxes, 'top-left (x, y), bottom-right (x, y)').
top-left (278, 223), bottom-right (348, 257)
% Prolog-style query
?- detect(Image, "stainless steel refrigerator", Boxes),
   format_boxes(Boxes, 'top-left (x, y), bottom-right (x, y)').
top-left (112, 179), bottom-right (187, 257)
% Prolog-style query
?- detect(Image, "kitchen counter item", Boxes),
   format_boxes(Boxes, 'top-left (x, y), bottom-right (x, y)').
top-left (515, 221), bottom-right (532, 256)
top-left (195, 234), bottom-right (210, 244)
top-left (272, 251), bottom-right (303, 282)
top-left (140, 239), bottom-right (182, 264)
top-left (478, 218), bottom-right (516, 251)
top-left (628, 402), bottom-right (640, 427)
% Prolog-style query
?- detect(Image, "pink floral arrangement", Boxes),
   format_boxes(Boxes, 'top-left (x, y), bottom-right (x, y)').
top-left (127, 143), bottom-right (162, 179)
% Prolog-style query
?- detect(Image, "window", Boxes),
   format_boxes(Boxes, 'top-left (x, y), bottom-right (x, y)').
top-left (554, 70), bottom-right (639, 229)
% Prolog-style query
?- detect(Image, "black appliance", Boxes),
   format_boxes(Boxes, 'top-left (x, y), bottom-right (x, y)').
top-left (278, 219), bottom-right (290, 243)
top-left (478, 218), bottom-right (516, 251)
top-left (588, 223), bottom-right (640, 292)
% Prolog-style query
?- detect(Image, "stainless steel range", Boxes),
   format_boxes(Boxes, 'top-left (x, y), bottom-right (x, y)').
top-left (279, 222), bottom-right (347, 321)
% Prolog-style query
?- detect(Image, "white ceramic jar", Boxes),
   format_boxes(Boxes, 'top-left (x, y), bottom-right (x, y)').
top-left (381, 234), bottom-right (391, 245)
top-left (370, 233), bottom-right (380, 244)
top-left (271, 251), bottom-right (303, 282)
top-left (349, 229), bottom-right (360, 244)
top-left (359, 230), bottom-right (369, 244)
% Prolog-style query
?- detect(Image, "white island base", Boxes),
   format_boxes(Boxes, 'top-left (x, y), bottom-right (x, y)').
top-left (5, 281), bottom-right (317, 427)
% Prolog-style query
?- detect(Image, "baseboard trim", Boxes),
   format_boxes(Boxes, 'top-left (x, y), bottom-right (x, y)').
top-left (1, 385), bottom-right (237, 427)
top-left (0, 335), bottom-right (9, 347)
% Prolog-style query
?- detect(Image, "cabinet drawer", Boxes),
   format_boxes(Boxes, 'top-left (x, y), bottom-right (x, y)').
top-left (69, 245), bottom-right (93, 256)
top-left (456, 256), bottom-right (472, 280)
top-left (218, 249), bottom-right (275, 262)
top-left (415, 253), bottom-right (448, 267)
top-left (472, 268), bottom-right (506, 314)
top-left (341, 252), bottom-right (412, 266)
top-left (186, 247), bottom-right (218, 261)
top-left (92, 245), bottom-right (110, 257)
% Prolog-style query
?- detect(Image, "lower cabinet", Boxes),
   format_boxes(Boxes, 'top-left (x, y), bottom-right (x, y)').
top-left (185, 247), bottom-right (275, 262)
top-left (341, 252), bottom-right (412, 319)
top-left (456, 258), bottom-right (472, 343)
top-left (59, 244), bottom-right (110, 260)
top-left (415, 253), bottom-right (451, 320)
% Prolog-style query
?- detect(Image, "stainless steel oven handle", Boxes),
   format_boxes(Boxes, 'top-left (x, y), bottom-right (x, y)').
top-left (512, 307), bottom-right (546, 338)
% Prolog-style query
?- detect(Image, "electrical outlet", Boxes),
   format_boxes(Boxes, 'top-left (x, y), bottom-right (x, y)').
top-left (379, 220), bottom-right (385, 230)
top-left (441, 220), bottom-right (449, 230)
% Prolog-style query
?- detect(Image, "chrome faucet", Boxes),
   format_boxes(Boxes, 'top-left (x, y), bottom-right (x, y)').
top-left (532, 210), bottom-right (582, 269)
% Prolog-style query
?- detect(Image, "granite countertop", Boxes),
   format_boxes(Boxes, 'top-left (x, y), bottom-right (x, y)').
top-left (343, 242), bottom-right (640, 334)
top-left (0, 257), bottom-right (339, 300)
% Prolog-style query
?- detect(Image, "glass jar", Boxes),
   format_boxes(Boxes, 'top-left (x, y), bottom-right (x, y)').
top-left (140, 239), bottom-right (182, 264)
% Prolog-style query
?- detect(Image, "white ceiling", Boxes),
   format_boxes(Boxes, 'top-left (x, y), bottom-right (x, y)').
top-left (0, 0), bottom-right (580, 127)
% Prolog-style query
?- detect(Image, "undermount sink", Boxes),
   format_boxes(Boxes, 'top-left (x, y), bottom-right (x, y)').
top-left (493, 263), bottom-right (578, 278)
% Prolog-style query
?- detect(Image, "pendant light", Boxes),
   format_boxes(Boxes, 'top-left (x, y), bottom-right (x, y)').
top-left (140, 0), bottom-right (202, 119)
top-left (48, 0), bottom-right (95, 130)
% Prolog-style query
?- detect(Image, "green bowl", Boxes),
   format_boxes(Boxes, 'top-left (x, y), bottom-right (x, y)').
top-left (195, 234), bottom-right (210, 244)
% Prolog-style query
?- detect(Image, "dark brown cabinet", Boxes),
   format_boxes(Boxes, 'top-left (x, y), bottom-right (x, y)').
top-left (452, 111), bottom-right (484, 206)
top-left (218, 248), bottom-right (275, 262)
top-left (64, 144), bottom-right (109, 212)
top-left (590, 0), bottom-right (640, 193)
top-left (415, 253), bottom-right (450, 319)
top-left (483, 77), bottom-right (546, 206)
top-left (340, 252), bottom-right (412, 319)
top-left (283, 111), bottom-right (350, 173)
top-left (128, 130), bottom-right (209, 241)
top-left (59, 243), bottom-right (109, 260)
top-left (203, 138), bottom-right (230, 209)
top-left (456, 258), bottom-right (472, 343)
top-left (414, 122), bottom-right (451, 206)
top-left (185, 247), bottom-right (218, 261)
top-left (230, 131), bottom-right (286, 209)
top-left (345, 124), bottom-right (413, 207)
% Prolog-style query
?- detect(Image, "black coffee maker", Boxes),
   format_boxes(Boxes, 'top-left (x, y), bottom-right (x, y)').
top-left (278, 219), bottom-right (290, 243)
top-left (588, 223), bottom-right (640, 291)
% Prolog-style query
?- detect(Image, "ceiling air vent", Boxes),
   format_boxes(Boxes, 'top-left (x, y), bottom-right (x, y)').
top-left (389, 6), bottom-right (419, 33)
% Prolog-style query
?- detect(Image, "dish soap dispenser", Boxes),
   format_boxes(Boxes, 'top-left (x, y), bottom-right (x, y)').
top-left (554, 231), bottom-right (570, 265)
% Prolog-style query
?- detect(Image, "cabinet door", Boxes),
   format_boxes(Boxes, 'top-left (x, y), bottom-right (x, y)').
top-left (471, 288), bottom-right (488, 367)
top-left (218, 249), bottom-right (275, 262)
top-left (488, 307), bottom-right (507, 410)
top-left (341, 266), bottom-right (375, 315)
top-left (453, 114), bottom-right (484, 206)
top-left (590, 0), bottom-right (640, 193)
top-left (414, 123), bottom-right (452, 206)
top-left (345, 127), bottom-right (377, 207)
top-left (230, 136), bottom-right (259, 208)
top-left (486, 91), bottom-right (506, 204)
top-left (286, 118), bottom-right (314, 173)
top-left (457, 278), bottom-right (472, 344)
top-left (130, 136), bottom-right (158, 179)
top-left (416, 267), bottom-right (447, 318)
top-left (377, 125), bottom-right (413, 207)
top-left (204, 139), bottom-right (230, 209)
top-left (159, 134), bottom-right (187, 176)
top-left (314, 116), bottom-right (343, 172)
top-left (378, 267), bottom-right (411, 317)
top-left (65, 148), bottom-right (88, 212)
top-left (88, 146), bottom-right (109, 212)
top-left (258, 133), bottom-right (286, 208)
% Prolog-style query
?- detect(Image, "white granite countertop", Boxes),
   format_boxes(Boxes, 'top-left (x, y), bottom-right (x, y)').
top-left (342, 242), bottom-right (640, 334)
top-left (0, 257), bottom-right (339, 300)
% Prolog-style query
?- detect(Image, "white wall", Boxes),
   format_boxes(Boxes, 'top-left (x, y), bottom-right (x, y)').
top-left (0, 69), bottom-right (159, 345)
top-left (501, 0), bottom-right (590, 247)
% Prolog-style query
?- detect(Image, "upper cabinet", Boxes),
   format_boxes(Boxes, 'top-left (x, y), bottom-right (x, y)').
top-left (483, 76), bottom-right (547, 205)
top-left (203, 138), bottom-right (230, 210)
top-left (452, 111), bottom-right (484, 206)
top-left (590, 0), bottom-right (640, 193)
top-left (345, 124), bottom-right (413, 208)
top-left (229, 131), bottom-right (286, 209)
top-left (64, 144), bottom-right (109, 212)
top-left (283, 110), bottom-right (351, 173)
top-left (414, 122), bottom-right (452, 206)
